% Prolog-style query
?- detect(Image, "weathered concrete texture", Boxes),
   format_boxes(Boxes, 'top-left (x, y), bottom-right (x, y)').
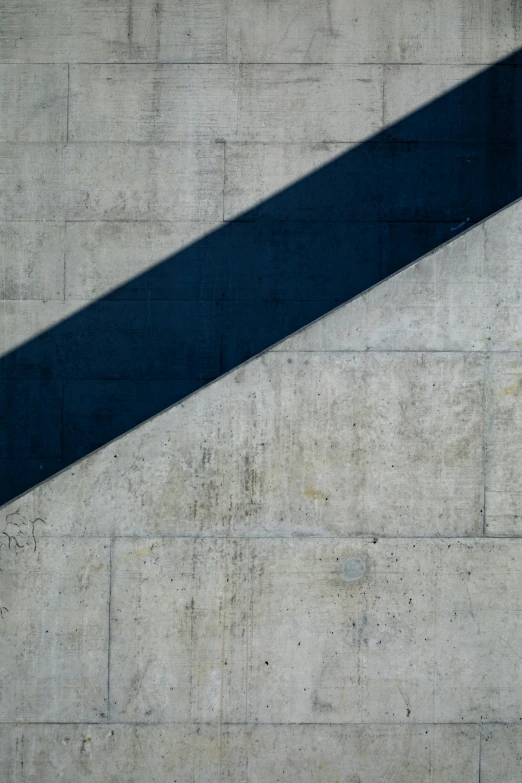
top-left (2, 1), bottom-right (522, 779)
top-left (1, 55), bottom-right (522, 491)
top-left (0, 143), bottom-right (224, 222)
top-left (6, 199), bottom-right (522, 538)
top-left (0, 531), bottom-right (110, 722)
top-left (68, 62), bottom-right (522, 144)
top-left (3, 0), bottom-right (519, 65)
top-left (0, 0), bottom-right (228, 63)
top-left (227, 0), bottom-right (522, 64)
top-left (0, 65), bottom-right (68, 142)
top-left (482, 726), bottom-right (522, 782)
top-left (0, 222), bottom-right (65, 300)
top-left (485, 354), bottom-right (522, 536)
top-left (0, 350), bottom-right (485, 538)
top-left (3, 200), bottom-right (522, 778)
top-left (0, 724), bottom-right (222, 783)
top-left (108, 537), bottom-right (522, 725)
top-left (2, 194), bottom-right (522, 783)
top-left (221, 724), bottom-right (480, 783)
top-left (0, 723), bottom-right (479, 782)
top-left (69, 64), bottom-right (383, 143)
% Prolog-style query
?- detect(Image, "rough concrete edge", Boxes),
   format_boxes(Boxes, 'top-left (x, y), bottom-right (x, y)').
top-left (2, 194), bottom-right (521, 511)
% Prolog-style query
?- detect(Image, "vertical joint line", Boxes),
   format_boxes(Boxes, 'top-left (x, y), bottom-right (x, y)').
top-left (66, 64), bottom-right (70, 143)
top-left (107, 537), bottom-right (113, 722)
top-left (224, 0), bottom-right (229, 62)
top-left (478, 725), bottom-right (482, 783)
top-left (482, 354), bottom-right (488, 535)
top-left (218, 539), bottom-right (228, 782)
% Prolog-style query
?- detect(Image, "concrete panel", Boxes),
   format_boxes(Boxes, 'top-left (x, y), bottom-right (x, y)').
top-left (434, 539), bottom-right (522, 722)
top-left (0, 724), bottom-right (221, 782)
top-left (236, 65), bottom-right (382, 143)
top-left (110, 537), bottom-right (522, 724)
top-left (110, 537), bottom-right (228, 722)
top-left (64, 143), bottom-right (224, 222)
top-left (2, 351), bottom-right (485, 538)
top-left (69, 65), bottom-right (239, 143)
top-left (0, 144), bottom-right (224, 222)
top-left (276, 201), bottom-right (522, 352)
top-left (221, 725), bottom-right (479, 783)
top-left (0, 0), bottom-right (139, 62)
top-left (223, 141), bottom-right (516, 221)
top-left (69, 64), bottom-right (382, 143)
top-left (246, 538), bottom-right (522, 724)
top-left (65, 220), bottom-right (220, 300)
top-left (226, 0), bottom-right (521, 64)
top-left (0, 222), bottom-right (64, 300)
top-left (0, 0), bottom-right (227, 63)
top-left (485, 354), bottom-right (522, 536)
top-left (239, 537), bottom-right (435, 723)
top-left (0, 722), bottom-right (477, 781)
top-left (0, 145), bottom-right (65, 221)
top-left (481, 726), bottom-right (522, 783)
top-left (137, 0), bottom-right (228, 63)
top-left (2, 0), bottom-right (522, 775)
top-left (0, 65), bottom-right (67, 142)
top-left (0, 535), bottom-right (109, 721)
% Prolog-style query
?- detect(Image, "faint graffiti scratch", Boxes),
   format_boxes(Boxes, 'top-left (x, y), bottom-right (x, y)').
top-left (0, 509), bottom-right (45, 617)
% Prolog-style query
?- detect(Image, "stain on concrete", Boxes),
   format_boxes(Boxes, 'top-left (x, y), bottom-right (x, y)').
top-left (502, 377), bottom-right (521, 395)
top-left (340, 556), bottom-right (367, 582)
top-left (304, 487), bottom-right (328, 501)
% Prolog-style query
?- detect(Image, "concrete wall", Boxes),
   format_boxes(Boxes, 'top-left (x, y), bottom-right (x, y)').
top-left (2, 194), bottom-right (522, 779)
top-left (2, 1), bottom-right (522, 780)
top-left (1, 0), bottom-right (522, 503)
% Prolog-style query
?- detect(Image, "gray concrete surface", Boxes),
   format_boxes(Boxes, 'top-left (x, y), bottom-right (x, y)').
top-left (2, 197), bottom-right (522, 779)
top-left (0, 723), bottom-right (480, 782)
top-left (0, 348), bottom-right (485, 538)
top-left (1, 55), bottom-right (521, 464)
top-left (69, 64), bottom-right (383, 143)
top-left (0, 65), bottom-right (68, 142)
top-left (0, 143), bottom-right (224, 222)
top-left (108, 537), bottom-right (522, 725)
top-left (226, 0), bottom-right (522, 64)
top-left (2, 1), bottom-right (522, 780)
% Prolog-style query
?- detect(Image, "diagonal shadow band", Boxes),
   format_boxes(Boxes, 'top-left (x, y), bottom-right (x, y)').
top-left (2, 51), bottom-right (522, 505)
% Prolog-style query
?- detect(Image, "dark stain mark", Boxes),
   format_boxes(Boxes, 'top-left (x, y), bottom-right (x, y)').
top-left (340, 556), bottom-right (367, 582)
